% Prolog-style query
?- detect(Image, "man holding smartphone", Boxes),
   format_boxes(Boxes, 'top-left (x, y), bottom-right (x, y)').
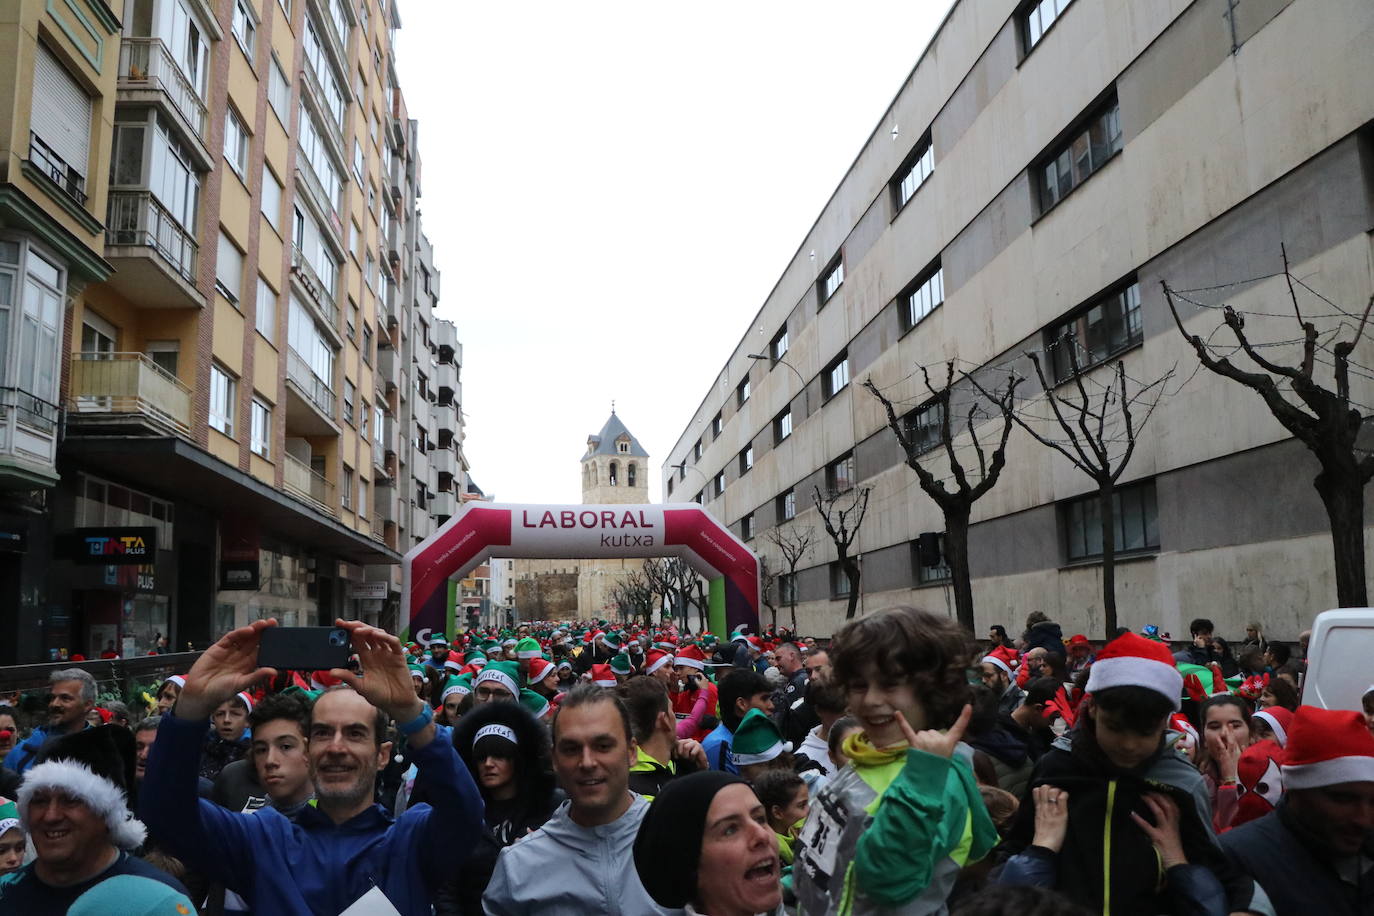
top-left (139, 618), bottom-right (484, 916)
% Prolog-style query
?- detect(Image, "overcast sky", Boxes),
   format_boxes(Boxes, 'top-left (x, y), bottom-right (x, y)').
top-left (395, 2), bottom-right (952, 505)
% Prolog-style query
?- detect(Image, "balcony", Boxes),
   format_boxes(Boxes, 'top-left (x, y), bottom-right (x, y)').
top-left (430, 489), bottom-right (456, 519)
top-left (117, 38), bottom-right (213, 168)
top-left (0, 387), bottom-right (60, 487)
top-left (388, 151), bottom-right (403, 202)
top-left (105, 191), bottom-right (205, 309)
top-left (386, 213), bottom-right (401, 262)
top-left (377, 346), bottom-right (400, 393)
top-left (371, 432), bottom-right (385, 471)
top-left (374, 480), bottom-right (398, 523)
top-left (67, 353), bottom-right (192, 435)
top-left (433, 360), bottom-right (457, 395)
top-left (285, 348), bottom-right (337, 435)
top-left (412, 448), bottom-right (431, 489)
top-left (290, 246), bottom-right (340, 333)
top-left (431, 445), bottom-right (455, 477)
top-left (383, 413), bottom-right (398, 457)
top-left (25, 132), bottom-right (88, 207)
top-left (283, 452), bottom-right (336, 516)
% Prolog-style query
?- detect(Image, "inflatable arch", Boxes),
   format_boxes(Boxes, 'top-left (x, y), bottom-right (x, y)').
top-left (402, 502), bottom-right (761, 642)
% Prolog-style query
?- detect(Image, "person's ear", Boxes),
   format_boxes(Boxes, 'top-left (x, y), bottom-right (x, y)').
top-left (377, 739), bottom-right (393, 769)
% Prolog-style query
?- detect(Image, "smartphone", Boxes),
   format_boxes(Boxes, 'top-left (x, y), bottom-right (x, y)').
top-left (257, 626), bottom-right (351, 672)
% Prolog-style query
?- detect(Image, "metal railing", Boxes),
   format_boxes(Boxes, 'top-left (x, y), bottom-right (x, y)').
top-left (106, 190), bottom-right (198, 285)
top-left (372, 433), bottom-right (385, 469)
top-left (0, 652), bottom-right (203, 698)
top-left (0, 386), bottom-right (59, 435)
top-left (26, 132), bottom-right (87, 205)
top-left (118, 37), bottom-right (208, 138)
top-left (283, 452), bottom-right (336, 516)
top-left (68, 352), bottom-right (192, 434)
top-left (290, 245), bottom-right (339, 327)
top-left (286, 347), bottom-right (336, 417)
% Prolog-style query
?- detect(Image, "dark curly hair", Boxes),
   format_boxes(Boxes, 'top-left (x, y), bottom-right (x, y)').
top-left (451, 697), bottom-right (557, 808)
top-left (830, 606), bottom-right (973, 729)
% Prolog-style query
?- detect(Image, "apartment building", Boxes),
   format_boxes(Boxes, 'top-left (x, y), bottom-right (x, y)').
top-left (0, 0), bottom-right (467, 663)
top-left (664, 0), bottom-right (1373, 640)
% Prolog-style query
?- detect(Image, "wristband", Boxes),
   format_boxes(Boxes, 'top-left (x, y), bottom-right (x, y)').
top-left (397, 704), bottom-right (433, 736)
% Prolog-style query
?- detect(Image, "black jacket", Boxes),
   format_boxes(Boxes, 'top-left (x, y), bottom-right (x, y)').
top-left (1024, 620), bottom-right (1067, 658)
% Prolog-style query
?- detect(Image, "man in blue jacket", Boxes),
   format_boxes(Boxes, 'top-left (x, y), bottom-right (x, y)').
top-left (140, 618), bottom-right (484, 916)
top-left (3, 668), bottom-right (95, 774)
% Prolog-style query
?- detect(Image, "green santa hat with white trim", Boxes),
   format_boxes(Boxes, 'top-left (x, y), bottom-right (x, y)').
top-left (0, 798), bottom-right (20, 838)
top-left (473, 660), bottom-right (521, 699)
top-left (440, 675), bottom-right (472, 702)
top-left (609, 653), bottom-right (633, 677)
top-left (602, 631), bottom-right (624, 652)
top-left (729, 708), bottom-right (792, 768)
top-left (516, 637), bottom-right (542, 659)
top-left (520, 688), bottom-right (551, 720)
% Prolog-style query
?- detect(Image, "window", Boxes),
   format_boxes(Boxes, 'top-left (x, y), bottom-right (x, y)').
top-left (209, 364), bottom-right (236, 436)
top-left (1039, 96), bottom-right (1121, 211)
top-left (741, 513), bottom-right (754, 541)
top-left (667, 478), bottom-right (674, 497)
top-left (628, 463), bottom-right (637, 486)
top-left (232, 0), bottom-right (257, 56)
top-left (1063, 479), bottom-right (1158, 561)
top-left (608, 461), bottom-right (618, 486)
top-left (774, 407), bottom-right (792, 444)
top-left (914, 535), bottom-right (952, 584)
top-left (776, 488), bottom-right (796, 521)
top-left (343, 379), bottom-right (355, 424)
top-left (1023, 0), bottom-right (1075, 51)
top-left (360, 400), bottom-right (370, 437)
top-left (693, 439), bottom-right (703, 462)
top-left (826, 452), bottom-right (855, 494)
top-left (362, 324), bottom-right (372, 364)
top-left (770, 327), bottom-right (789, 362)
top-left (820, 255), bottom-right (844, 304)
top-left (365, 252), bottom-right (375, 290)
top-left (893, 134), bottom-right (934, 211)
top-left (737, 376), bottom-right (750, 407)
top-left (739, 446), bottom-right (754, 475)
top-left (830, 562), bottom-right (851, 599)
top-left (823, 352), bottom-right (849, 400)
top-left (255, 276), bottom-right (277, 340)
top-left (30, 44), bottom-right (92, 202)
top-left (146, 340), bottom-right (179, 378)
top-left (302, 17), bottom-right (346, 127)
top-left (779, 573), bottom-right (796, 605)
top-left (713, 471), bottom-right (726, 498)
top-left (711, 412), bottom-right (722, 439)
top-left (694, 491), bottom-right (704, 505)
top-left (250, 398), bottom-right (271, 457)
top-left (342, 465), bottom-right (354, 510)
top-left (1047, 281), bottom-right (1142, 382)
top-left (617, 440), bottom-right (629, 454)
top-left (298, 104), bottom-right (343, 211)
top-left (903, 398), bottom-right (945, 456)
top-left (268, 55), bottom-right (290, 123)
top-left (358, 477), bottom-right (368, 520)
top-left (346, 300), bottom-right (358, 341)
top-left (216, 232), bottom-right (244, 304)
top-left (224, 108), bottom-right (249, 177)
top-left (5, 242), bottom-right (64, 406)
top-left (353, 139), bottom-right (365, 184)
top-left (260, 166), bottom-right (283, 231)
top-left (901, 266), bottom-right (944, 331)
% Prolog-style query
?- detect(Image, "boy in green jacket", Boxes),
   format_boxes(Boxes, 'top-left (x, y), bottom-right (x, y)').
top-left (792, 607), bottom-right (998, 915)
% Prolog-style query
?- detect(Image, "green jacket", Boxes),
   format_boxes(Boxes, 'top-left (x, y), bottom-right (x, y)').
top-left (792, 743), bottom-right (997, 915)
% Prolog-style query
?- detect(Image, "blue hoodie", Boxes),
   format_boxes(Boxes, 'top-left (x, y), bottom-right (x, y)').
top-left (140, 712), bottom-right (484, 916)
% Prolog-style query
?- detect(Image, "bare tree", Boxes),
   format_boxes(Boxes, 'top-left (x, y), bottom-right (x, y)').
top-left (813, 485), bottom-right (871, 620)
top-left (643, 557), bottom-right (709, 633)
top-left (759, 556), bottom-right (777, 630)
top-left (864, 364), bottom-right (1021, 632)
top-left (765, 525), bottom-right (814, 632)
top-left (1163, 256), bottom-right (1374, 607)
top-left (980, 345), bottom-right (1169, 637)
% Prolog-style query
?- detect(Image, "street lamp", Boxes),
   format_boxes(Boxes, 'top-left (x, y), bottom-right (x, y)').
top-left (672, 461), bottom-right (709, 504)
top-left (747, 353), bottom-right (808, 416)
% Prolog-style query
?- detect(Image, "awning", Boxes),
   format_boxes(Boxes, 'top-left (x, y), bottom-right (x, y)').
top-left (62, 436), bottom-right (401, 566)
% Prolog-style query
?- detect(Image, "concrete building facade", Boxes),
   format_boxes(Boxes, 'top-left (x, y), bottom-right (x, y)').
top-left (0, 0), bottom-right (467, 662)
top-left (663, 0), bottom-right (1374, 640)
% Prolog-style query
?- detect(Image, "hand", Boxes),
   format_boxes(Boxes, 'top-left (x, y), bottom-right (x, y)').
top-left (673, 738), bottom-right (708, 769)
top-left (175, 619), bottom-right (279, 721)
top-left (895, 704), bottom-right (971, 758)
top-left (1031, 784), bottom-right (1070, 853)
top-left (1206, 730), bottom-right (1242, 782)
top-left (1131, 793), bottom-right (1187, 869)
top-left (327, 620), bottom-right (425, 722)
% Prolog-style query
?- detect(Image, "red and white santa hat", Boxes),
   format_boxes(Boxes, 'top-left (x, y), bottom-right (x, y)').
top-left (590, 664), bottom-right (617, 687)
top-left (674, 645), bottom-right (707, 671)
top-left (981, 645), bottom-right (1019, 678)
top-left (1085, 632), bottom-right (1183, 711)
top-left (1281, 706), bottom-right (1374, 790)
top-left (645, 648), bottom-right (674, 675)
top-left (1253, 707), bottom-right (1293, 748)
top-left (527, 657), bottom-right (555, 685)
top-left (235, 691), bottom-right (254, 714)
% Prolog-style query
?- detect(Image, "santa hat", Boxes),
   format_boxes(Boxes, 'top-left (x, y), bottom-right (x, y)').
top-left (602, 632), bottom-right (623, 652)
top-left (590, 664), bottom-right (617, 687)
top-left (516, 637), bottom-right (542, 659)
top-left (162, 675), bottom-right (187, 691)
top-left (0, 798), bottom-right (20, 838)
top-left (609, 653), bottom-right (633, 677)
top-left (234, 691), bottom-right (254, 714)
top-left (527, 657), bottom-right (556, 685)
top-left (1168, 712), bottom-right (1198, 755)
top-left (1085, 632), bottom-right (1184, 710)
top-left (1253, 707), bottom-right (1292, 748)
top-left (429, 634), bottom-right (449, 648)
top-left (1281, 706), bottom-right (1374, 790)
top-left (474, 661), bottom-right (521, 699)
top-left (18, 725), bottom-right (146, 850)
top-left (444, 656), bottom-right (464, 672)
top-left (981, 645), bottom-right (1018, 678)
top-left (407, 662), bottom-right (427, 682)
top-left (645, 649), bottom-right (674, 675)
top-left (520, 688), bottom-right (551, 720)
top-left (441, 676), bottom-right (473, 701)
top-left (1235, 739), bottom-right (1285, 826)
top-left (729, 709), bottom-right (791, 768)
top-left (674, 645), bottom-right (707, 671)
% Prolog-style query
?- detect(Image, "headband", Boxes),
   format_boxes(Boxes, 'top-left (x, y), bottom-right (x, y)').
top-left (473, 724), bottom-right (518, 746)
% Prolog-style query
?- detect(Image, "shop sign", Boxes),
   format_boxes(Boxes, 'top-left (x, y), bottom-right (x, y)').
top-left (348, 582), bottom-right (389, 600)
top-left (71, 527), bottom-right (157, 564)
top-left (220, 560), bottom-right (260, 591)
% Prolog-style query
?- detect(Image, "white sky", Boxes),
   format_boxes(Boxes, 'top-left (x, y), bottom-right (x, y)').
top-left (395, 1), bottom-right (953, 505)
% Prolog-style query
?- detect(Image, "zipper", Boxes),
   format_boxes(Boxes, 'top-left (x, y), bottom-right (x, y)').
top-left (1103, 779), bottom-right (1116, 916)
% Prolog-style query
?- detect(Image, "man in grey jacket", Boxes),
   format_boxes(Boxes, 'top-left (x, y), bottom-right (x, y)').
top-left (483, 685), bottom-right (681, 916)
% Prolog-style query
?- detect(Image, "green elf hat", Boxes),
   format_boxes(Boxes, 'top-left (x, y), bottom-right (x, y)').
top-left (730, 708), bottom-right (792, 768)
top-left (473, 660), bottom-right (521, 699)
top-left (0, 798), bottom-right (20, 837)
top-left (609, 653), bottom-right (633, 677)
top-left (603, 631), bottom-right (624, 652)
top-left (516, 637), bottom-right (542, 659)
top-left (441, 675), bottom-right (473, 702)
top-left (407, 662), bottom-right (427, 681)
top-left (429, 633), bottom-right (449, 648)
top-left (67, 874), bottom-right (198, 916)
top-left (520, 688), bottom-right (551, 720)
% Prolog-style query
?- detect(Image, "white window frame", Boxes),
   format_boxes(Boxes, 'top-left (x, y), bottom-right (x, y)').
top-left (224, 107), bottom-right (249, 177)
top-left (268, 55), bottom-right (291, 123)
top-left (250, 397), bottom-right (271, 457)
top-left (209, 363), bottom-right (236, 436)
top-left (821, 258), bottom-right (844, 302)
top-left (904, 267), bottom-right (944, 330)
top-left (216, 232), bottom-right (244, 304)
top-left (232, 0), bottom-right (257, 58)
top-left (260, 165), bottom-right (283, 232)
top-left (255, 275), bottom-right (277, 340)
